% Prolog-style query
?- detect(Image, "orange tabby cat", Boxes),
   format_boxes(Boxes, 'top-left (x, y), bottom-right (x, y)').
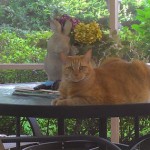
top-left (51, 50), bottom-right (150, 105)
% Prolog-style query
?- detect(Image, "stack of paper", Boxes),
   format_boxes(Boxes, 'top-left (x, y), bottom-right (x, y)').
top-left (13, 86), bottom-right (60, 97)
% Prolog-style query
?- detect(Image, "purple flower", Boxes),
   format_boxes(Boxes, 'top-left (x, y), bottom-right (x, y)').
top-left (56, 14), bottom-right (80, 30)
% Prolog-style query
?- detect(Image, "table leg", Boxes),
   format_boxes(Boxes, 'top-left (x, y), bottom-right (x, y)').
top-left (98, 117), bottom-right (107, 139)
top-left (58, 118), bottom-right (65, 135)
top-left (134, 116), bottom-right (139, 140)
top-left (16, 117), bottom-right (21, 149)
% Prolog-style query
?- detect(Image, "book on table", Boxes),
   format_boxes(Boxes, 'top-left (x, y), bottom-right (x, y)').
top-left (13, 86), bottom-right (60, 97)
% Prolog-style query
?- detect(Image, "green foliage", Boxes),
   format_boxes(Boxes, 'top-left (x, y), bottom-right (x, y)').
top-left (36, 118), bottom-right (57, 135)
top-left (0, 70), bottom-right (47, 83)
top-left (131, 1), bottom-right (150, 58)
top-left (0, 0), bottom-right (108, 30)
top-left (139, 117), bottom-right (150, 136)
top-left (0, 29), bottom-right (51, 83)
top-left (118, 0), bottom-right (150, 61)
top-left (0, 117), bottom-right (16, 135)
top-left (119, 26), bottom-right (149, 61)
top-left (65, 119), bottom-right (100, 136)
top-left (120, 117), bottom-right (135, 143)
top-left (120, 0), bottom-right (146, 22)
top-left (0, 0), bottom-right (51, 30)
top-left (0, 30), bottom-right (52, 63)
top-left (58, 0), bottom-right (108, 22)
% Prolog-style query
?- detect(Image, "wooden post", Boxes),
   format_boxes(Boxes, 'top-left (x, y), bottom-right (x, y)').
top-left (0, 140), bottom-right (5, 150)
top-left (109, 0), bottom-right (119, 35)
top-left (111, 117), bottom-right (120, 143)
top-left (106, 0), bottom-right (120, 143)
top-left (0, 63), bottom-right (44, 70)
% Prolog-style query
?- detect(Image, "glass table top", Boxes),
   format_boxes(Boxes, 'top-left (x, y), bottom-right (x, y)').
top-left (0, 83), bottom-right (59, 106)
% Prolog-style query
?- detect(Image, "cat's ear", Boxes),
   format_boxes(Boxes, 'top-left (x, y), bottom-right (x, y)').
top-left (84, 49), bottom-right (92, 62)
top-left (60, 52), bottom-right (68, 64)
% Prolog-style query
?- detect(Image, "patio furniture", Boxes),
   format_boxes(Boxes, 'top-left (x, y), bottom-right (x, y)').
top-left (1, 83), bottom-right (150, 150)
top-left (1, 118), bottom-right (41, 150)
top-left (22, 135), bottom-right (121, 150)
top-left (129, 134), bottom-right (150, 150)
top-left (136, 138), bottom-right (150, 150)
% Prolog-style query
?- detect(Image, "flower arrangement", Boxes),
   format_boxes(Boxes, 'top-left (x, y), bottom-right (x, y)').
top-left (56, 14), bottom-right (102, 45)
top-left (74, 22), bottom-right (102, 44)
top-left (55, 14), bottom-right (123, 63)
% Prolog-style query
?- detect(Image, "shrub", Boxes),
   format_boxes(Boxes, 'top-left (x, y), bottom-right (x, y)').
top-left (0, 30), bottom-right (52, 63)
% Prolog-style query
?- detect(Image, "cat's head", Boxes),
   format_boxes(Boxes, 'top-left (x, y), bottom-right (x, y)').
top-left (60, 49), bottom-right (93, 82)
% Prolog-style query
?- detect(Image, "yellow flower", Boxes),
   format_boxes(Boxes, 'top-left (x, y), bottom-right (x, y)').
top-left (74, 22), bottom-right (102, 44)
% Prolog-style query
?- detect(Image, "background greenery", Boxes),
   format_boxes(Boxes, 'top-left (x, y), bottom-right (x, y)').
top-left (0, 0), bottom-right (150, 144)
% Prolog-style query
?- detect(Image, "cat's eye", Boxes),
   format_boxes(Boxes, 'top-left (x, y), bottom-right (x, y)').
top-left (67, 66), bottom-right (73, 70)
top-left (79, 66), bottom-right (87, 71)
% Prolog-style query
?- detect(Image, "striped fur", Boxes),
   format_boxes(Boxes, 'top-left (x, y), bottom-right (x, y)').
top-left (51, 50), bottom-right (150, 106)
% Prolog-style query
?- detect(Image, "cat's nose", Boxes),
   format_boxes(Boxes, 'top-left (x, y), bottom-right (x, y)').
top-left (74, 73), bottom-right (78, 76)
top-left (74, 71), bottom-right (79, 76)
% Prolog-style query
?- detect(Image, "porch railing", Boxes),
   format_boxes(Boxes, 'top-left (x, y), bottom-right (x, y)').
top-left (0, 63), bottom-right (44, 70)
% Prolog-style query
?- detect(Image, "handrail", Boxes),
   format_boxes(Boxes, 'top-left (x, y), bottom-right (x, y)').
top-left (0, 63), bottom-right (44, 70)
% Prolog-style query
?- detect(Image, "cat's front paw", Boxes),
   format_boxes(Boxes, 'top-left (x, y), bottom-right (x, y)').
top-left (51, 99), bottom-right (60, 105)
top-left (51, 99), bottom-right (68, 106)
top-left (51, 96), bottom-right (65, 105)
